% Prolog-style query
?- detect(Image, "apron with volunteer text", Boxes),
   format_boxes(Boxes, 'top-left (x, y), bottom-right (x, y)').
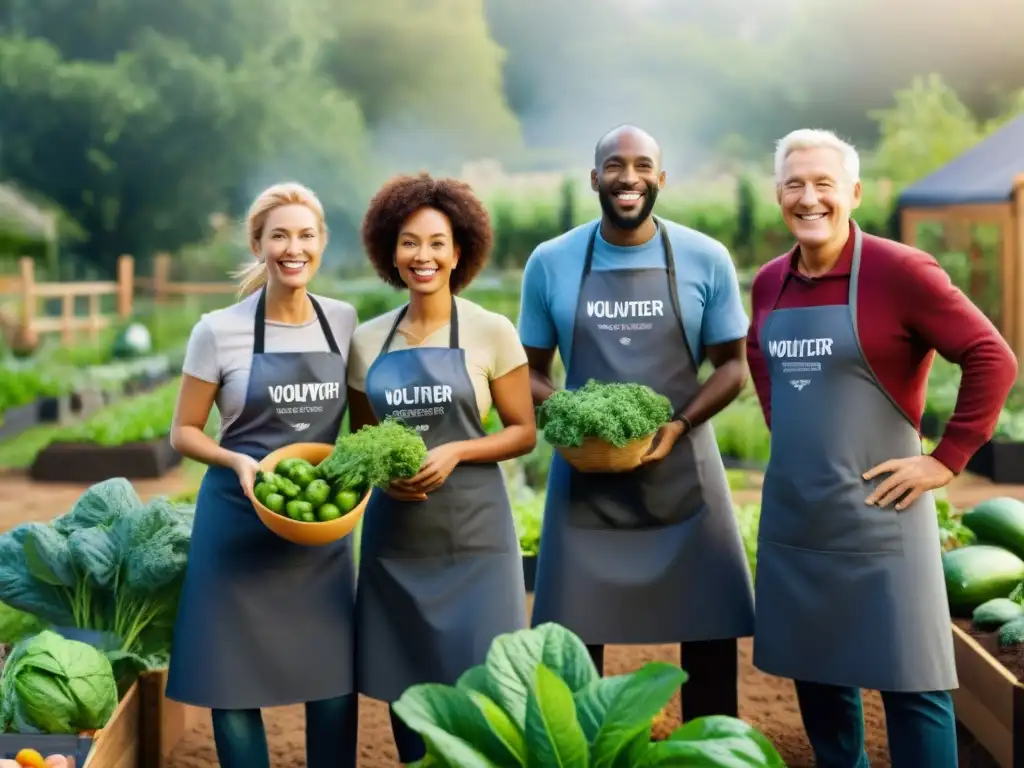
top-left (167, 289), bottom-right (357, 709)
top-left (355, 297), bottom-right (526, 703)
top-left (753, 222), bottom-right (957, 692)
top-left (531, 220), bottom-right (755, 643)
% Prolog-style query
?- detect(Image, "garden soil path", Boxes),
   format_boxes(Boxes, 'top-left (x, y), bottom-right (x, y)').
top-left (0, 465), bottom-right (197, 529)
top-left (0, 469), bottom-right (1019, 766)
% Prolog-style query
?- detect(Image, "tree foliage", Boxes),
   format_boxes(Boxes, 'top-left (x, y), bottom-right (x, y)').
top-left (1, 0), bottom-right (1024, 270)
top-left (0, 0), bottom-right (518, 269)
top-left (870, 74), bottom-right (1024, 187)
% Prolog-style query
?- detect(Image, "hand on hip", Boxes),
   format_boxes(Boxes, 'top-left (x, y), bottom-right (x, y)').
top-left (863, 455), bottom-right (953, 510)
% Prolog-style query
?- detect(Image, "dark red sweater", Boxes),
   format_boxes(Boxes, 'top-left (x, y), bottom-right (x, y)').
top-left (746, 221), bottom-right (1018, 474)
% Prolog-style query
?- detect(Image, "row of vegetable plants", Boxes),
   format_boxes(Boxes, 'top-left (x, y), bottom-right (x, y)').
top-left (29, 381), bottom-right (184, 483)
top-left (0, 478), bottom-right (195, 766)
top-left (0, 339), bottom-right (176, 450)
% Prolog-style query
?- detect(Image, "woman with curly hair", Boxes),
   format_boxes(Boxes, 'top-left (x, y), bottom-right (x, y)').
top-left (347, 172), bottom-right (536, 761)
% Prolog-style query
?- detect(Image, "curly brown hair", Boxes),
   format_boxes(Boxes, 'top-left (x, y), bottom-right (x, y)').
top-left (361, 172), bottom-right (493, 294)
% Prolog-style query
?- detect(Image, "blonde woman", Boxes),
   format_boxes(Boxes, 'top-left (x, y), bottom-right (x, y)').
top-left (166, 183), bottom-right (359, 768)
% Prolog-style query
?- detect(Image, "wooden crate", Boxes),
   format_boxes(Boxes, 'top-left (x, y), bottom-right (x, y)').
top-left (83, 680), bottom-right (140, 768)
top-left (951, 623), bottom-right (1024, 768)
top-left (0, 682), bottom-right (139, 768)
top-left (139, 668), bottom-right (203, 768)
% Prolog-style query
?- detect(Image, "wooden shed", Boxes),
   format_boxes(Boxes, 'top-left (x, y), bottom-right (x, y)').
top-left (897, 115), bottom-right (1024, 362)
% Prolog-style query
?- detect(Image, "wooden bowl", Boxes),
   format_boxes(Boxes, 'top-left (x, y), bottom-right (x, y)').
top-left (253, 442), bottom-right (369, 546)
top-left (555, 434), bottom-right (656, 473)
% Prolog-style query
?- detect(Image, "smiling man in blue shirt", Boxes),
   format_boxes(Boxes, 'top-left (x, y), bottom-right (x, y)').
top-left (518, 124), bottom-right (754, 721)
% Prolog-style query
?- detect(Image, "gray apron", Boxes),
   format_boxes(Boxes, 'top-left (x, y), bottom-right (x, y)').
top-left (355, 297), bottom-right (527, 703)
top-left (532, 220), bottom-right (755, 643)
top-left (167, 289), bottom-right (357, 709)
top-left (753, 223), bottom-right (957, 692)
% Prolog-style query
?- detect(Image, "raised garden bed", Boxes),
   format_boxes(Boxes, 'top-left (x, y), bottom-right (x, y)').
top-left (30, 436), bottom-right (181, 483)
top-left (140, 668), bottom-right (203, 768)
top-left (69, 388), bottom-right (107, 419)
top-left (84, 355), bottom-right (173, 397)
top-left (951, 620), bottom-right (1024, 768)
top-left (0, 401), bottom-right (45, 441)
top-left (122, 370), bottom-right (175, 396)
top-left (965, 440), bottom-right (1024, 485)
top-left (0, 679), bottom-right (140, 768)
top-left (0, 396), bottom-right (71, 440)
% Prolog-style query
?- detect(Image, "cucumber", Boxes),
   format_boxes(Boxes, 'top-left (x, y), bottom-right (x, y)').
top-left (971, 598), bottom-right (1024, 630)
top-left (942, 545), bottom-right (1024, 615)
top-left (962, 497), bottom-right (1024, 560)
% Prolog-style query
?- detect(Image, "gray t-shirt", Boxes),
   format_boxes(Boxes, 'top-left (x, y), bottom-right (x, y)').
top-left (182, 292), bottom-right (357, 439)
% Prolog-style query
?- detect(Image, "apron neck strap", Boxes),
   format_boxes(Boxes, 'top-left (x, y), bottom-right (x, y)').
top-left (252, 289), bottom-right (340, 355)
top-left (380, 294), bottom-right (459, 355)
top-left (847, 221), bottom-right (864, 310)
top-left (580, 217), bottom-right (683, 325)
top-left (772, 221), bottom-right (863, 312)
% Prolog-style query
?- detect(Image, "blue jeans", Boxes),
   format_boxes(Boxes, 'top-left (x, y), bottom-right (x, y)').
top-left (211, 694), bottom-right (358, 768)
top-left (795, 680), bottom-right (957, 768)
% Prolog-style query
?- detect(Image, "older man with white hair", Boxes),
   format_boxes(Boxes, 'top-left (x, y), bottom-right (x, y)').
top-left (746, 128), bottom-right (1018, 766)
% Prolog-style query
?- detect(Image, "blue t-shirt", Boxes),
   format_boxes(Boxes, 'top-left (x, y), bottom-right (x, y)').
top-left (517, 218), bottom-right (748, 369)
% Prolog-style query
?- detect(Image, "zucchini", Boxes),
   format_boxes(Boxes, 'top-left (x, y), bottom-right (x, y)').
top-left (971, 598), bottom-right (1024, 630)
top-left (942, 545), bottom-right (1024, 615)
top-left (962, 497), bottom-right (1024, 560)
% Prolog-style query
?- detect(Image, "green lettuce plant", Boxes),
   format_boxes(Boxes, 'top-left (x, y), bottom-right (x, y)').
top-left (393, 622), bottom-right (785, 767)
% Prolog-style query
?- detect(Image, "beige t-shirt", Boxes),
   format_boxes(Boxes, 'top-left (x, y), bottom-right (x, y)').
top-left (347, 297), bottom-right (526, 418)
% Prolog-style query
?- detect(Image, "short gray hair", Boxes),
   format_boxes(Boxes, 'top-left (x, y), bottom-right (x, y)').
top-left (774, 129), bottom-right (860, 183)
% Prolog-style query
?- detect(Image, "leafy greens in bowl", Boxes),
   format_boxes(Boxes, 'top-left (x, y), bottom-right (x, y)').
top-left (538, 380), bottom-right (673, 472)
top-left (538, 380), bottom-right (672, 449)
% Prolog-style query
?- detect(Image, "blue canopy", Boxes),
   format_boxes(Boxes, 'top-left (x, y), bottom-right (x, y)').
top-left (897, 114), bottom-right (1024, 208)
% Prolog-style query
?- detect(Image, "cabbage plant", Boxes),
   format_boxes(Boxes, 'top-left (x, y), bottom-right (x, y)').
top-left (0, 629), bottom-right (118, 734)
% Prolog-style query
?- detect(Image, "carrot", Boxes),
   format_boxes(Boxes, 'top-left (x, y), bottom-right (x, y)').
top-left (14, 749), bottom-right (46, 768)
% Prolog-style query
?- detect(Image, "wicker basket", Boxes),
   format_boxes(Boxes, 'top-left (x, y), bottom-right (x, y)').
top-left (555, 434), bottom-right (656, 473)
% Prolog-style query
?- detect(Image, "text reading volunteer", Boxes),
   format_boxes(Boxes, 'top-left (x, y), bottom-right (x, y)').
top-left (347, 173), bottom-right (536, 763)
top-left (517, 125), bottom-right (754, 719)
top-left (166, 183), bottom-right (359, 768)
top-left (747, 129), bottom-right (1018, 767)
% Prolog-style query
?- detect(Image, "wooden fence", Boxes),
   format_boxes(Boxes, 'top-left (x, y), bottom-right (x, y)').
top-left (135, 253), bottom-right (236, 304)
top-left (1, 255), bottom-right (134, 345)
top-left (0, 252), bottom-right (241, 348)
